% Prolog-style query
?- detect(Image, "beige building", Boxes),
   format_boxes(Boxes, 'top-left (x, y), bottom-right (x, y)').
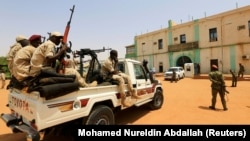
top-left (125, 5), bottom-right (250, 75)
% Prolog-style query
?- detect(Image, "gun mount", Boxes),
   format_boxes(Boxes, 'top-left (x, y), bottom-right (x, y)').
top-left (73, 47), bottom-right (112, 83)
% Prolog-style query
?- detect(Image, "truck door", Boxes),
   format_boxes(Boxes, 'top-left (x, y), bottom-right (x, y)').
top-left (133, 64), bottom-right (152, 97)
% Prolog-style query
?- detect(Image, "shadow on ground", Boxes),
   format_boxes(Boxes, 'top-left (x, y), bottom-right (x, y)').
top-left (198, 106), bottom-right (226, 112)
top-left (115, 105), bottom-right (150, 125)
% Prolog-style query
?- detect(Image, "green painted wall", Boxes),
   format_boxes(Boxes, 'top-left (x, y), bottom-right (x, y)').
top-left (229, 45), bottom-right (236, 71)
top-left (194, 19), bottom-right (200, 41)
top-left (168, 20), bottom-right (173, 46)
top-left (169, 52), bottom-right (174, 67)
top-left (194, 49), bottom-right (200, 63)
top-left (126, 37), bottom-right (137, 59)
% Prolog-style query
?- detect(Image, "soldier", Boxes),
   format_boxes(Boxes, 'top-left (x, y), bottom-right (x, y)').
top-left (0, 70), bottom-right (6, 89)
top-left (12, 34), bottom-right (42, 81)
top-left (6, 35), bottom-right (29, 75)
top-left (238, 63), bottom-right (245, 78)
top-left (171, 69), bottom-right (177, 83)
top-left (208, 64), bottom-right (228, 111)
top-left (100, 50), bottom-right (140, 107)
top-left (6, 35), bottom-right (29, 89)
top-left (29, 32), bottom-right (69, 77)
top-left (230, 69), bottom-right (237, 87)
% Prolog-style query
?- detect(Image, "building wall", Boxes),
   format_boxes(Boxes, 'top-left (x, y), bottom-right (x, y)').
top-left (126, 5), bottom-right (250, 74)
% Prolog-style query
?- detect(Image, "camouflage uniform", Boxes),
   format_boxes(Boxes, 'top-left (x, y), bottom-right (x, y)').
top-left (230, 69), bottom-right (237, 87)
top-left (209, 70), bottom-right (228, 111)
top-left (171, 69), bottom-right (177, 83)
top-left (238, 63), bottom-right (245, 78)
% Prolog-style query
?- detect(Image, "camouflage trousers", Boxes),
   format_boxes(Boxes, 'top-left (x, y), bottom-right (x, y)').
top-left (211, 88), bottom-right (227, 109)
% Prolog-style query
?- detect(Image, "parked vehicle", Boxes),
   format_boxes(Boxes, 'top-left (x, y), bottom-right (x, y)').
top-left (1, 48), bottom-right (164, 141)
top-left (164, 66), bottom-right (185, 80)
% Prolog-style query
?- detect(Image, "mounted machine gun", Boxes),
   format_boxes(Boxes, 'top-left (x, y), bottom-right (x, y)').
top-left (73, 47), bottom-right (112, 83)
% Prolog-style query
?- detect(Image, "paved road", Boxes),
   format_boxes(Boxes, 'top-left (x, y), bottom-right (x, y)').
top-left (1, 77), bottom-right (250, 135)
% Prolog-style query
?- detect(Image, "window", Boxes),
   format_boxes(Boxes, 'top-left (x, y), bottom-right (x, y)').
top-left (126, 47), bottom-right (134, 54)
top-left (117, 63), bottom-right (125, 73)
top-left (180, 34), bottom-right (186, 43)
top-left (158, 39), bottom-right (163, 50)
top-left (134, 64), bottom-right (146, 79)
top-left (209, 28), bottom-right (218, 42)
top-left (237, 25), bottom-right (245, 30)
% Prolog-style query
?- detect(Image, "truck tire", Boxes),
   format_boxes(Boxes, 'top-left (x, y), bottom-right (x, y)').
top-left (83, 105), bottom-right (115, 125)
top-left (148, 89), bottom-right (164, 110)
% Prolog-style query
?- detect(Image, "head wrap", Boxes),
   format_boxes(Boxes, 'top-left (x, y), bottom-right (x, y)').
top-left (16, 35), bottom-right (27, 42)
top-left (50, 31), bottom-right (63, 37)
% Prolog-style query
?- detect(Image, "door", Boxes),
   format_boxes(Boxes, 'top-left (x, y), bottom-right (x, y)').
top-left (210, 59), bottom-right (218, 71)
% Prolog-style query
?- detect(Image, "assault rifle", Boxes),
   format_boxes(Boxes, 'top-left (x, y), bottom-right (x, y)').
top-left (58, 5), bottom-right (75, 74)
top-left (222, 85), bottom-right (229, 94)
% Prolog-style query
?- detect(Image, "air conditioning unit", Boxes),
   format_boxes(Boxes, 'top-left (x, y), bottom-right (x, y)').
top-left (242, 55), bottom-right (250, 60)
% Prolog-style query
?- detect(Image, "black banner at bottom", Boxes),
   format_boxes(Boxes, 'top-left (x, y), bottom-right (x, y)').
top-left (73, 125), bottom-right (250, 140)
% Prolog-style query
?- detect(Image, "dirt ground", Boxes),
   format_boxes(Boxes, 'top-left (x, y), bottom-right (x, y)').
top-left (1, 77), bottom-right (250, 135)
top-left (116, 75), bottom-right (250, 125)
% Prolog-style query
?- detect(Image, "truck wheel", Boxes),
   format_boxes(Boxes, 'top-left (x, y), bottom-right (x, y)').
top-left (83, 105), bottom-right (115, 125)
top-left (148, 89), bottom-right (164, 110)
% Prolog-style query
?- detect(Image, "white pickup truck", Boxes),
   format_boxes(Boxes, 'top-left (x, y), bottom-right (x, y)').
top-left (1, 48), bottom-right (164, 141)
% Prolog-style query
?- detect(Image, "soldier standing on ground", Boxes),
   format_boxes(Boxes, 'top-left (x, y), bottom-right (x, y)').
top-left (230, 69), bottom-right (237, 87)
top-left (0, 70), bottom-right (6, 89)
top-left (208, 64), bottom-right (228, 111)
top-left (238, 63), bottom-right (245, 78)
top-left (171, 69), bottom-right (177, 83)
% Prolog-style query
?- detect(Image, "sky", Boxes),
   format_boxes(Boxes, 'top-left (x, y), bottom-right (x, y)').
top-left (1, 0), bottom-right (250, 60)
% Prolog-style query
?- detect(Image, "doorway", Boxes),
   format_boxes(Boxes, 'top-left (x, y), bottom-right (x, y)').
top-left (210, 59), bottom-right (218, 71)
top-left (176, 56), bottom-right (192, 68)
